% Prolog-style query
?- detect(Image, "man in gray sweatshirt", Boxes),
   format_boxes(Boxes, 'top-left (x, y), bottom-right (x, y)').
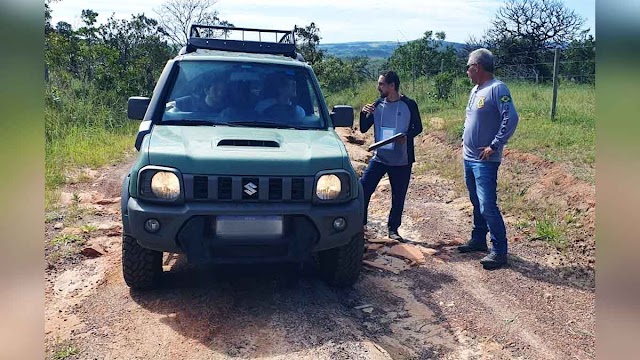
top-left (458, 48), bottom-right (519, 270)
top-left (360, 71), bottom-right (423, 241)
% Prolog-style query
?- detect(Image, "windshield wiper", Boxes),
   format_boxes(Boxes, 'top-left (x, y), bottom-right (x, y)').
top-left (159, 120), bottom-right (227, 126)
top-left (287, 125), bottom-right (319, 130)
top-left (227, 121), bottom-right (293, 129)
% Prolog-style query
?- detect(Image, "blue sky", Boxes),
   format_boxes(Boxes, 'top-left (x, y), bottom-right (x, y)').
top-left (49, 0), bottom-right (595, 44)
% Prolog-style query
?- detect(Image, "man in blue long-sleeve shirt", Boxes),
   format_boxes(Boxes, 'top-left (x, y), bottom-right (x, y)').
top-left (360, 71), bottom-right (423, 241)
top-left (458, 48), bottom-right (519, 270)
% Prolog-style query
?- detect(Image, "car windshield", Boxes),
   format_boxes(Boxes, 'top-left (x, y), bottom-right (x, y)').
top-left (161, 60), bottom-right (327, 129)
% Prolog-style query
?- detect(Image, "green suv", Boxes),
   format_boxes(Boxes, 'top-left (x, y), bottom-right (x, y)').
top-left (121, 25), bottom-right (364, 289)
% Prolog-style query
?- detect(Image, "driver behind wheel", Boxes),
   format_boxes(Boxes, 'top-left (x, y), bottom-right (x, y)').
top-left (255, 73), bottom-right (305, 122)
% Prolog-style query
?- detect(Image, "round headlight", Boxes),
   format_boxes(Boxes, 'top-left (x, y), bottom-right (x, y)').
top-left (316, 174), bottom-right (342, 200)
top-left (151, 171), bottom-right (180, 200)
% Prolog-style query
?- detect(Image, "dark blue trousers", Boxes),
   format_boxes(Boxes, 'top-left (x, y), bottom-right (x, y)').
top-left (464, 160), bottom-right (508, 255)
top-left (360, 160), bottom-right (412, 232)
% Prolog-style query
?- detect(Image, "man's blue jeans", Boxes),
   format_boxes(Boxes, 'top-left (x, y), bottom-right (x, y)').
top-left (464, 160), bottom-right (508, 255)
top-left (361, 160), bottom-right (412, 232)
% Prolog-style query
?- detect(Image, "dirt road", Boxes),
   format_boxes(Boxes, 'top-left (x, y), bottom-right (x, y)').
top-left (45, 127), bottom-right (595, 359)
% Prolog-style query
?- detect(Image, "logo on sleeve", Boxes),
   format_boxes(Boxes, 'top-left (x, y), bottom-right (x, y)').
top-left (477, 96), bottom-right (485, 109)
top-left (500, 95), bottom-right (512, 103)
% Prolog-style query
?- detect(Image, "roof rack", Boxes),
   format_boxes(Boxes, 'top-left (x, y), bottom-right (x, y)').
top-left (185, 24), bottom-right (298, 59)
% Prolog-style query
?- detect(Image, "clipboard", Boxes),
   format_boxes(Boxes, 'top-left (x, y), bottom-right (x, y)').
top-left (367, 132), bottom-right (406, 151)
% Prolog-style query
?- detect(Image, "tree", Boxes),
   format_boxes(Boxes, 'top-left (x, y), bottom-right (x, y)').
top-left (45, 7), bottom-right (174, 97)
top-left (154, 0), bottom-right (233, 45)
top-left (489, 0), bottom-right (585, 49)
top-left (473, 0), bottom-right (587, 79)
top-left (561, 31), bottom-right (595, 83)
top-left (314, 56), bottom-right (369, 93)
top-left (295, 22), bottom-right (324, 65)
top-left (384, 31), bottom-right (459, 79)
top-left (45, 21), bottom-right (82, 75)
top-left (98, 14), bottom-right (174, 95)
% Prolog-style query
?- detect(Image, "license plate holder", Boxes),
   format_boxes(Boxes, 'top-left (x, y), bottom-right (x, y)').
top-left (215, 215), bottom-right (283, 239)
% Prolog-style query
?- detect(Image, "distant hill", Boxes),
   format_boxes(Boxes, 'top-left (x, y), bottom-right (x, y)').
top-left (319, 40), bottom-right (465, 59)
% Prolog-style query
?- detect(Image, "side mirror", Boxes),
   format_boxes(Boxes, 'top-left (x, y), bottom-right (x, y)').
top-left (330, 105), bottom-right (354, 127)
top-left (128, 96), bottom-right (151, 120)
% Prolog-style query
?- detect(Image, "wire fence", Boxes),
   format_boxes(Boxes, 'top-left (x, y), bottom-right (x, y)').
top-left (368, 46), bottom-right (595, 119)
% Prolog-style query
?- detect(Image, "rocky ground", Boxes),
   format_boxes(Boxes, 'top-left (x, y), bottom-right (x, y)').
top-left (44, 124), bottom-right (595, 359)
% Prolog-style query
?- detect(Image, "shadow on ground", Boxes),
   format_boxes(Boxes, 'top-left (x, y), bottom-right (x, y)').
top-left (128, 256), bottom-right (460, 358)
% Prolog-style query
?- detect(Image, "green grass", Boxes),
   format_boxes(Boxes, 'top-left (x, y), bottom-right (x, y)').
top-left (45, 74), bottom-right (137, 208)
top-left (51, 341), bottom-right (79, 360)
top-left (505, 82), bottom-right (595, 181)
top-left (80, 224), bottom-right (98, 233)
top-left (45, 126), bottom-right (135, 197)
top-left (51, 233), bottom-right (84, 246)
top-left (533, 217), bottom-right (568, 250)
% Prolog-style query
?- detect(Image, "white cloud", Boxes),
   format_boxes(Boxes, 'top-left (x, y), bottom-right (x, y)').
top-left (49, 0), bottom-right (593, 44)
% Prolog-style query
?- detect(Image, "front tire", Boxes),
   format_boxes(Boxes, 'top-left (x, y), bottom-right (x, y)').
top-left (122, 235), bottom-right (163, 289)
top-left (318, 232), bottom-right (364, 287)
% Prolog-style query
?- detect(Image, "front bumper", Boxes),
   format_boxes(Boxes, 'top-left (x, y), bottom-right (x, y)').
top-left (124, 196), bottom-right (363, 264)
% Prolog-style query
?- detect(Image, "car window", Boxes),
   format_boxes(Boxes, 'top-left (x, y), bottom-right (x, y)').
top-left (162, 60), bottom-right (327, 129)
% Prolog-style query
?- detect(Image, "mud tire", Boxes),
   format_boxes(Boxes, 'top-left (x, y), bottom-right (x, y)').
top-left (122, 235), bottom-right (163, 289)
top-left (318, 232), bottom-right (364, 287)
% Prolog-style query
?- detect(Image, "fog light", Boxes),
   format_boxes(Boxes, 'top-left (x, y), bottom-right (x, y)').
top-left (145, 218), bottom-right (161, 233)
top-left (333, 217), bottom-right (346, 231)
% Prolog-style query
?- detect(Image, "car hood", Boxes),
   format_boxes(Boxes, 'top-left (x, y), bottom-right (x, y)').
top-left (147, 125), bottom-right (346, 175)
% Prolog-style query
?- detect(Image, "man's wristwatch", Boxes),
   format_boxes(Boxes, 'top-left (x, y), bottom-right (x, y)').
top-left (489, 143), bottom-right (498, 151)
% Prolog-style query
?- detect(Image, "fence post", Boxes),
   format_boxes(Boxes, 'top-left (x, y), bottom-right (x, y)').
top-left (550, 47), bottom-right (560, 120)
top-left (412, 61), bottom-right (415, 92)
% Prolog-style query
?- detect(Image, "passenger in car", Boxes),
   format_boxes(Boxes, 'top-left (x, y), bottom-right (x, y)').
top-left (173, 74), bottom-right (230, 116)
top-left (219, 80), bottom-right (259, 121)
top-left (255, 73), bottom-right (305, 122)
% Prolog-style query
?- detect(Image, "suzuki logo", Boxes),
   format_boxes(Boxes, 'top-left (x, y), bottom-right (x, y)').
top-left (243, 182), bottom-right (257, 196)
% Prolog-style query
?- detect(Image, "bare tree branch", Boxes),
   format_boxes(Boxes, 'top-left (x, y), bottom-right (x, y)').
top-left (154, 0), bottom-right (232, 45)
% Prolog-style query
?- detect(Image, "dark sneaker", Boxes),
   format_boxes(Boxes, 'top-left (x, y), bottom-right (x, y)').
top-left (480, 252), bottom-right (508, 270)
top-left (457, 240), bottom-right (489, 253)
top-left (388, 230), bottom-right (405, 242)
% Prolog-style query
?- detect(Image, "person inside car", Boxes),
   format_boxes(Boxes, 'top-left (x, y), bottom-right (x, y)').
top-left (255, 73), bottom-right (305, 122)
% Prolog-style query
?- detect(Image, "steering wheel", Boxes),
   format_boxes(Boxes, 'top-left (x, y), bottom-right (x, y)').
top-left (262, 103), bottom-right (296, 121)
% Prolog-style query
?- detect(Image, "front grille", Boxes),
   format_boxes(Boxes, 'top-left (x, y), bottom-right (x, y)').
top-left (194, 176), bottom-right (208, 199)
top-left (269, 178), bottom-right (283, 200)
top-left (218, 177), bottom-right (232, 200)
top-left (185, 175), bottom-right (311, 202)
top-left (291, 178), bottom-right (305, 200)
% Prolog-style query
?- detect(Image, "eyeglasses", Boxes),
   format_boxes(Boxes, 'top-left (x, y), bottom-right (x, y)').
top-left (466, 63), bottom-right (477, 70)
